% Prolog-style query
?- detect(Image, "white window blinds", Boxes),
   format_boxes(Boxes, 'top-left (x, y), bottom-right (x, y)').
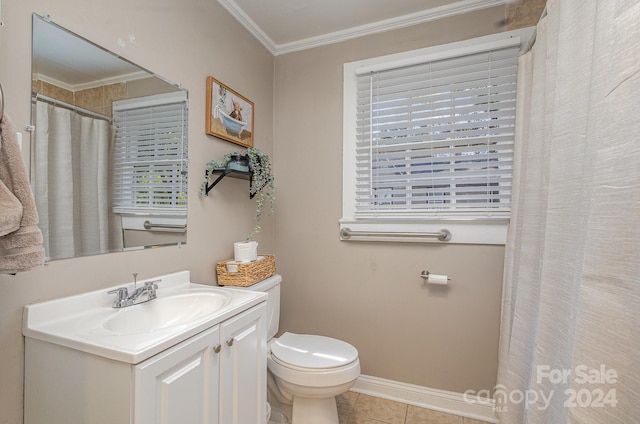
top-left (354, 45), bottom-right (520, 220)
top-left (112, 92), bottom-right (188, 215)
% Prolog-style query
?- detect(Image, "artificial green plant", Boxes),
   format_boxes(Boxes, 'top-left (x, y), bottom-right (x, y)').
top-left (202, 148), bottom-right (275, 240)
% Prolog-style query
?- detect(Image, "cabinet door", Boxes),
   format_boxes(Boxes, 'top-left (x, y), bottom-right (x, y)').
top-left (219, 303), bottom-right (267, 424)
top-left (135, 326), bottom-right (221, 424)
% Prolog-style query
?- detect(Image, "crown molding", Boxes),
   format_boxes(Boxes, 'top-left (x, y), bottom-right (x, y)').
top-left (217, 0), bottom-right (511, 56)
top-left (36, 71), bottom-right (150, 92)
top-left (216, 0), bottom-right (279, 55)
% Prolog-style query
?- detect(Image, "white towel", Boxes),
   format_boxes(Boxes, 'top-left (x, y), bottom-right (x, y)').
top-left (0, 113), bottom-right (45, 273)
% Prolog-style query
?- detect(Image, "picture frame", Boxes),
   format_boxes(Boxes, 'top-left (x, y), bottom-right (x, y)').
top-left (206, 76), bottom-right (254, 148)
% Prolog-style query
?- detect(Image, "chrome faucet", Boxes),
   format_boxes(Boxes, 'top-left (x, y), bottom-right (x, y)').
top-left (107, 279), bottom-right (160, 308)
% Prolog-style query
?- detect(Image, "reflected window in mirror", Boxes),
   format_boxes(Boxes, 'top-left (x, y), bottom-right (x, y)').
top-left (31, 13), bottom-right (188, 260)
top-left (113, 92), bottom-right (188, 245)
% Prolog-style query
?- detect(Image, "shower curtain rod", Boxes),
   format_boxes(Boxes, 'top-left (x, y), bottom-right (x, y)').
top-left (33, 94), bottom-right (112, 122)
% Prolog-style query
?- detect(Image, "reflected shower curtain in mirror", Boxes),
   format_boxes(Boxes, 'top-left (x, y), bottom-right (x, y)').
top-left (497, 0), bottom-right (640, 422)
top-left (34, 101), bottom-right (122, 259)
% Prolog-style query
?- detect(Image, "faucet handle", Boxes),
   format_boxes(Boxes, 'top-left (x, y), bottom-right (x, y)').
top-left (144, 279), bottom-right (160, 289)
top-left (107, 287), bottom-right (129, 308)
top-left (144, 279), bottom-right (160, 300)
top-left (107, 287), bottom-right (128, 299)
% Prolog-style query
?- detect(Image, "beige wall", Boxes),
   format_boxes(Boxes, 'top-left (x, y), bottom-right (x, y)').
top-left (273, 7), bottom-right (513, 394)
top-left (0, 0), bottom-right (275, 422)
top-left (506, 0), bottom-right (547, 30)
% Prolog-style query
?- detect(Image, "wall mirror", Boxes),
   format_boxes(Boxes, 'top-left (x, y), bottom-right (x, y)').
top-left (31, 13), bottom-right (188, 261)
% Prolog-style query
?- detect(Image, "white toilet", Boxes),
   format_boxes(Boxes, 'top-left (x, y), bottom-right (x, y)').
top-left (236, 274), bottom-right (360, 424)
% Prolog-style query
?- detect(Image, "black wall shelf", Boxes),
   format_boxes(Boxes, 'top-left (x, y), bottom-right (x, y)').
top-left (204, 169), bottom-right (256, 199)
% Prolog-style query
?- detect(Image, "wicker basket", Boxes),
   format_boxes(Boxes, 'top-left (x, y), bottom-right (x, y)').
top-left (216, 255), bottom-right (276, 287)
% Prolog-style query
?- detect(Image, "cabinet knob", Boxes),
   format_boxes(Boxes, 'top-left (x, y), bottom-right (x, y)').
top-left (226, 338), bottom-right (235, 347)
top-left (213, 344), bottom-right (221, 353)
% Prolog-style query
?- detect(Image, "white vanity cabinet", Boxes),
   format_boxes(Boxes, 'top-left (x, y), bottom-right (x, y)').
top-left (24, 295), bottom-right (267, 424)
top-left (134, 325), bottom-right (221, 423)
top-left (135, 303), bottom-right (267, 424)
top-left (219, 303), bottom-right (268, 424)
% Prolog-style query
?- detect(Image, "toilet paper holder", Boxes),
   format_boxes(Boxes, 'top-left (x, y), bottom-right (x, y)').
top-left (420, 270), bottom-right (451, 284)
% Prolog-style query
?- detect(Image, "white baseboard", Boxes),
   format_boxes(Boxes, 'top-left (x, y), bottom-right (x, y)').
top-left (351, 375), bottom-right (497, 423)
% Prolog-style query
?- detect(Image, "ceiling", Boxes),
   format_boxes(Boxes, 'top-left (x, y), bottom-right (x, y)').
top-left (33, 15), bottom-right (144, 88)
top-left (217, 0), bottom-right (512, 55)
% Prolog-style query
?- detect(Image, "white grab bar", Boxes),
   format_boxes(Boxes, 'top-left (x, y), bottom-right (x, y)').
top-left (143, 220), bottom-right (187, 233)
top-left (340, 227), bottom-right (451, 241)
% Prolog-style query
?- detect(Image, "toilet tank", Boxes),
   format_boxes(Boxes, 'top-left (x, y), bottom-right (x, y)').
top-left (229, 274), bottom-right (281, 340)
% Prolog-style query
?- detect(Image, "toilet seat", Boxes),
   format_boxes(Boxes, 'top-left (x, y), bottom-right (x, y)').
top-left (270, 333), bottom-right (359, 369)
top-left (268, 333), bottom-right (361, 388)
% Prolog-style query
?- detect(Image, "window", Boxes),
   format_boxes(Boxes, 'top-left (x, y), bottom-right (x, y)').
top-left (341, 28), bottom-right (534, 244)
top-left (112, 91), bottom-right (188, 216)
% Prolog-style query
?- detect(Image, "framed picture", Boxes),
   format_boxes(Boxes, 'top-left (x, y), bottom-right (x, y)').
top-left (206, 76), bottom-right (254, 148)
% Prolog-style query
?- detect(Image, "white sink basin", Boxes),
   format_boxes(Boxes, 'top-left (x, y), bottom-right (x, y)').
top-left (103, 292), bottom-right (232, 334)
top-left (23, 271), bottom-right (267, 364)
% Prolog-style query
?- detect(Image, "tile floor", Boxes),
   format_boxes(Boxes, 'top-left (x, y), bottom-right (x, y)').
top-left (336, 392), bottom-right (492, 424)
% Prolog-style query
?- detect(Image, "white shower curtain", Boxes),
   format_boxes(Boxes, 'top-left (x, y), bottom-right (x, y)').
top-left (34, 101), bottom-right (117, 259)
top-left (497, 0), bottom-right (640, 422)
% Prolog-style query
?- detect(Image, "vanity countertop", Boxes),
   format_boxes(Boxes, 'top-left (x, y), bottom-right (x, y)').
top-left (23, 271), bottom-right (266, 364)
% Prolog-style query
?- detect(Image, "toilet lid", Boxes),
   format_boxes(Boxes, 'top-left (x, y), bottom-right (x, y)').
top-left (270, 332), bottom-right (358, 369)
